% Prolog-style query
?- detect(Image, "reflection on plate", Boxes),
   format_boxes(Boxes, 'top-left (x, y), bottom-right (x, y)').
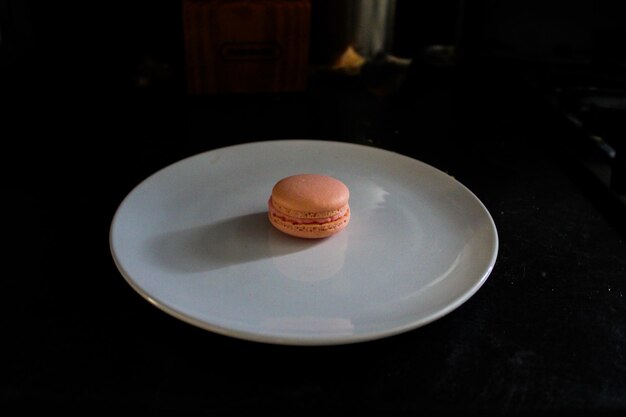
top-left (110, 140), bottom-right (498, 345)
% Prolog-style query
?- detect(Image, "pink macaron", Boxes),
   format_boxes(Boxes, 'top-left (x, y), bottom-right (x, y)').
top-left (268, 174), bottom-right (351, 238)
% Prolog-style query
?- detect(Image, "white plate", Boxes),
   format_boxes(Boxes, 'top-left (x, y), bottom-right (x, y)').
top-left (110, 140), bottom-right (498, 345)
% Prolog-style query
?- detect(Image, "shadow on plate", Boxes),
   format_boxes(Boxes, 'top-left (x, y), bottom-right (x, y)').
top-left (150, 212), bottom-right (318, 273)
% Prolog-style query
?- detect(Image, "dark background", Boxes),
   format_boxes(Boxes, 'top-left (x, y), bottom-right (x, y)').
top-left (3, 0), bottom-right (626, 413)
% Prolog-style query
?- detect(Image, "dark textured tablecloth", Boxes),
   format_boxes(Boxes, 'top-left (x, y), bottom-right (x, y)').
top-left (6, 60), bottom-right (626, 414)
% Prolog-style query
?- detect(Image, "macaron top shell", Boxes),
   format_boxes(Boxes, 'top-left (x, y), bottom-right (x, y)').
top-left (271, 174), bottom-right (350, 217)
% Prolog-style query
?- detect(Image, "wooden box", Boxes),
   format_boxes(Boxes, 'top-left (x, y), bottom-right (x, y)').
top-left (182, 0), bottom-right (311, 94)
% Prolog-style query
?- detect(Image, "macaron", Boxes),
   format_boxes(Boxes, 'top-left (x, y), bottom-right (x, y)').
top-left (268, 174), bottom-right (350, 238)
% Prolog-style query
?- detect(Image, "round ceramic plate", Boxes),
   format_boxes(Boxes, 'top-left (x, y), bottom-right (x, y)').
top-left (110, 140), bottom-right (498, 345)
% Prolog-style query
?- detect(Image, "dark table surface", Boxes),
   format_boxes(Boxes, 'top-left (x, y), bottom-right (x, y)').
top-left (6, 58), bottom-right (626, 414)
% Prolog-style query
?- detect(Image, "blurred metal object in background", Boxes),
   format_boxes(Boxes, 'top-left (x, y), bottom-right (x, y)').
top-left (309, 0), bottom-right (399, 72)
top-left (349, 0), bottom-right (396, 59)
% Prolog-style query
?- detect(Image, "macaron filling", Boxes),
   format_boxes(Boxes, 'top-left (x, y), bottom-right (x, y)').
top-left (268, 198), bottom-right (349, 225)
